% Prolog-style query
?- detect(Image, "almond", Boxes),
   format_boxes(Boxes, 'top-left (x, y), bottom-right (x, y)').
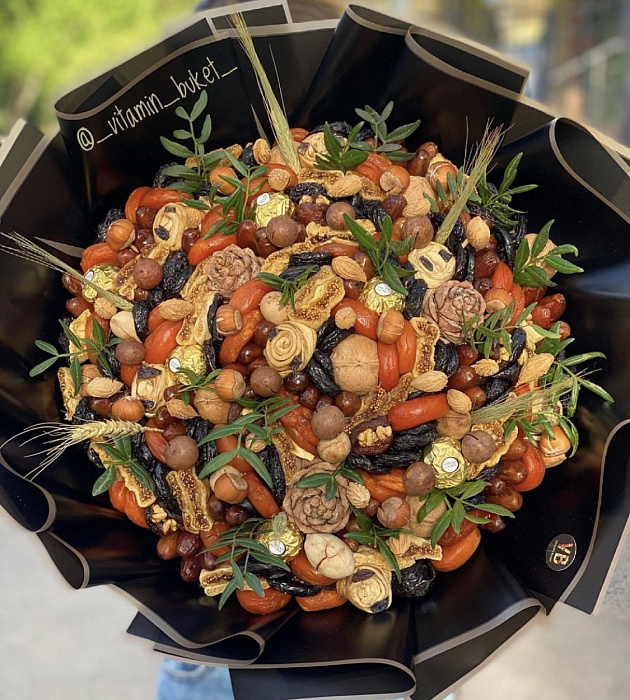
top-left (447, 389), bottom-right (472, 414)
top-left (410, 370), bottom-right (448, 392)
top-left (159, 299), bottom-right (194, 321)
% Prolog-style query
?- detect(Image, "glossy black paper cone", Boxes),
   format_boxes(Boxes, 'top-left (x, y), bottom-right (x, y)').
top-left (1, 4), bottom-right (630, 699)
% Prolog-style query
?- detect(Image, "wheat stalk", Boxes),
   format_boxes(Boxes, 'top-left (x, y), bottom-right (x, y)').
top-left (229, 12), bottom-right (301, 173)
top-left (471, 375), bottom-right (575, 425)
top-left (435, 125), bottom-right (504, 244)
top-left (0, 226), bottom-right (133, 310)
top-left (5, 420), bottom-right (160, 480)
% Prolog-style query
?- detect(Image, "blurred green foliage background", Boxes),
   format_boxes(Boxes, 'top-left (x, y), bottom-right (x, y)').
top-left (0, 0), bottom-right (193, 134)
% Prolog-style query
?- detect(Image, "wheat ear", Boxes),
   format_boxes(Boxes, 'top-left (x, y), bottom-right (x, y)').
top-left (0, 226), bottom-right (133, 310)
top-left (5, 420), bottom-right (159, 480)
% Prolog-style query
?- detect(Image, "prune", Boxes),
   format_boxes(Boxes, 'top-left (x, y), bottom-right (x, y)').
top-left (100, 347), bottom-right (121, 380)
top-left (494, 226), bottom-right (516, 266)
top-left (346, 451), bottom-right (389, 474)
top-left (514, 213), bottom-right (528, 247)
top-left (85, 445), bottom-right (104, 469)
top-left (474, 464), bottom-right (502, 482)
top-left (317, 325), bottom-right (352, 354)
top-left (445, 219), bottom-right (465, 253)
top-left (203, 339), bottom-right (218, 372)
top-left (483, 377), bottom-right (511, 404)
top-left (403, 279), bottom-right (428, 319)
top-left (183, 418), bottom-right (216, 466)
top-left (132, 300), bottom-right (150, 341)
top-left (146, 285), bottom-right (165, 309)
top-left (493, 361), bottom-right (520, 384)
top-left (392, 560), bottom-right (436, 598)
top-left (96, 208), bottom-right (125, 243)
top-left (151, 461), bottom-right (182, 518)
top-left (261, 446), bottom-right (286, 506)
top-left (162, 251), bottom-right (192, 299)
top-left (137, 365), bottom-right (161, 379)
top-left (287, 182), bottom-right (326, 205)
top-left (509, 328), bottom-right (527, 364)
top-left (280, 265), bottom-right (320, 282)
top-left (206, 294), bottom-right (222, 342)
top-left (465, 246), bottom-right (476, 283)
top-left (369, 451), bottom-right (421, 470)
top-left (309, 121), bottom-right (353, 137)
top-left (72, 398), bottom-right (99, 424)
top-left (153, 162), bottom-right (180, 188)
top-left (132, 433), bottom-right (154, 471)
top-left (401, 261), bottom-right (416, 292)
top-left (289, 252), bottom-right (334, 267)
top-left (238, 498), bottom-right (261, 517)
top-left (267, 571), bottom-right (321, 597)
top-left (390, 423), bottom-right (438, 452)
top-left (239, 145), bottom-right (257, 168)
top-left (362, 200), bottom-right (388, 230)
top-left (434, 340), bottom-right (459, 377)
top-left (307, 351), bottom-right (340, 396)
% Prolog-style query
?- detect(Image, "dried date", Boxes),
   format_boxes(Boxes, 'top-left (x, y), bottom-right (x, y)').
top-left (350, 416), bottom-right (393, 455)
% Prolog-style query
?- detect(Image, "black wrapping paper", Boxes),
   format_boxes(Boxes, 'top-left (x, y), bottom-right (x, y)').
top-left (1, 4), bottom-right (630, 699)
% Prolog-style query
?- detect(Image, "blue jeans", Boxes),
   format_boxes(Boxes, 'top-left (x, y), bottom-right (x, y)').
top-left (156, 659), bottom-right (435, 699)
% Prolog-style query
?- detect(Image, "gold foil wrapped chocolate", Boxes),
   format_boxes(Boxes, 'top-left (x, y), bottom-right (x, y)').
top-left (254, 192), bottom-right (294, 228)
top-left (256, 516), bottom-right (303, 560)
top-left (82, 264), bottom-right (119, 302)
top-left (423, 437), bottom-right (470, 488)
top-left (168, 344), bottom-right (206, 380)
top-left (359, 277), bottom-right (405, 313)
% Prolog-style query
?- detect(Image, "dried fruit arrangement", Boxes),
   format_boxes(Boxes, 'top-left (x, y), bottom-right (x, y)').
top-left (12, 89), bottom-right (613, 618)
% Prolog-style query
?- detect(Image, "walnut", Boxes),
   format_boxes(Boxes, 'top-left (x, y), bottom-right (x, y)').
top-left (423, 280), bottom-right (486, 342)
top-left (203, 245), bottom-right (262, 299)
top-left (330, 335), bottom-right (380, 395)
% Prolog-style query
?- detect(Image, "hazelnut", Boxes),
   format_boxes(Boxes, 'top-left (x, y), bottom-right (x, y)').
top-left (461, 430), bottom-right (496, 463)
top-left (210, 468), bottom-right (248, 504)
top-left (376, 309), bottom-right (405, 344)
top-left (163, 435), bottom-right (199, 471)
top-left (404, 462), bottom-right (436, 496)
top-left (260, 291), bottom-right (290, 325)
top-left (317, 432), bottom-right (351, 464)
top-left (111, 396), bottom-right (144, 421)
top-left (325, 202), bottom-right (356, 231)
top-left (215, 304), bottom-right (243, 336)
top-left (266, 215), bottom-right (299, 247)
top-left (250, 366), bottom-right (282, 398)
top-left (437, 410), bottom-right (472, 440)
top-left (484, 287), bottom-right (514, 313)
top-left (115, 340), bottom-right (145, 365)
top-left (303, 533), bottom-right (355, 579)
top-left (311, 405), bottom-right (345, 440)
top-left (539, 425), bottom-right (571, 460)
top-left (214, 369), bottom-right (246, 401)
top-left (403, 215), bottom-right (434, 249)
top-left (377, 497), bottom-right (411, 529)
top-left (106, 219), bottom-right (135, 251)
top-left (133, 258), bottom-right (163, 290)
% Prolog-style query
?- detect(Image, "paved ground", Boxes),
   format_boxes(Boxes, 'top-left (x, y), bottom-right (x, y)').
top-left (1, 506), bottom-right (629, 700)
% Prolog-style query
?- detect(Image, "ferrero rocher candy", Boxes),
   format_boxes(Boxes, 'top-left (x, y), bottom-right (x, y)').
top-left (81, 263), bottom-right (119, 302)
top-left (168, 344), bottom-right (206, 381)
top-left (254, 192), bottom-right (295, 228)
top-left (423, 437), bottom-right (470, 488)
top-left (359, 277), bottom-right (405, 313)
top-left (256, 516), bottom-right (303, 560)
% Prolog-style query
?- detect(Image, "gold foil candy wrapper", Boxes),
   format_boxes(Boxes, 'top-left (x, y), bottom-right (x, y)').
top-left (359, 277), bottom-right (405, 313)
top-left (254, 192), bottom-right (295, 228)
top-left (256, 519), bottom-right (303, 560)
top-left (168, 344), bottom-right (206, 381)
top-left (424, 437), bottom-right (470, 488)
top-left (82, 264), bottom-right (119, 302)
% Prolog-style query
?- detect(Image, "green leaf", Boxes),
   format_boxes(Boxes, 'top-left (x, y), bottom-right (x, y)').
top-left (127, 462), bottom-right (155, 493)
top-left (199, 115), bottom-right (212, 144)
top-left (251, 551), bottom-right (290, 570)
top-left (416, 489), bottom-right (445, 523)
top-left (29, 356), bottom-right (60, 377)
top-left (579, 379), bottom-right (614, 403)
top-left (343, 532), bottom-right (375, 545)
top-left (531, 220), bottom-right (554, 258)
top-left (323, 123), bottom-right (342, 157)
top-left (218, 578), bottom-right (238, 610)
top-left (341, 149), bottom-right (369, 170)
top-left (387, 120), bottom-right (421, 142)
top-left (231, 560), bottom-right (244, 589)
top-left (561, 352), bottom-right (606, 367)
top-left (339, 467), bottom-right (363, 484)
top-left (175, 106), bottom-right (189, 120)
top-left (549, 244), bottom-right (579, 256)
top-left (499, 152), bottom-right (522, 194)
top-left (380, 263), bottom-right (408, 297)
top-left (568, 380), bottom-right (580, 417)
top-left (240, 449), bottom-right (273, 488)
top-left (451, 500), bottom-right (466, 533)
top-left (324, 478), bottom-right (338, 501)
top-left (460, 480), bottom-right (488, 499)
top-left (59, 319), bottom-right (81, 350)
top-left (91, 319), bottom-right (105, 347)
top-left (295, 473), bottom-right (331, 489)
top-left (159, 136), bottom-right (194, 159)
top-left (198, 449), bottom-right (239, 478)
top-left (377, 538), bottom-right (402, 583)
top-left (69, 356), bottom-right (82, 394)
top-left (244, 571), bottom-right (265, 597)
top-left (513, 236), bottom-right (531, 276)
top-left (475, 503), bottom-right (516, 518)
top-left (190, 90), bottom-right (208, 122)
top-left (543, 256), bottom-right (584, 275)
top-left (507, 183), bottom-right (538, 195)
top-left (223, 149), bottom-right (248, 177)
top-left (381, 101), bottom-right (394, 122)
top-left (430, 509), bottom-right (453, 548)
top-left (92, 465), bottom-right (117, 496)
top-left (466, 513), bottom-right (493, 525)
top-left (34, 340), bottom-right (59, 355)
top-left (344, 216), bottom-right (378, 252)
top-left (387, 150), bottom-right (416, 162)
top-left (172, 129), bottom-right (191, 140)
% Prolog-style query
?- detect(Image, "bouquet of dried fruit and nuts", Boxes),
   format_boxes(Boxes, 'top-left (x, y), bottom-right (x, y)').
top-left (19, 89), bottom-right (612, 617)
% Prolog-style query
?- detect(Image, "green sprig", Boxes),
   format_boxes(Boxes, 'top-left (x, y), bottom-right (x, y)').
top-left (351, 102), bottom-right (420, 162)
top-left (257, 266), bottom-right (317, 310)
top-left (295, 462), bottom-right (363, 501)
top-left (315, 122), bottom-right (369, 173)
top-left (92, 436), bottom-right (154, 497)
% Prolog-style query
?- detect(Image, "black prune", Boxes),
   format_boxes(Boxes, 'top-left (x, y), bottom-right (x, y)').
top-left (146, 285), bottom-right (165, 309)
top-left (85, 445), bottom-right (104, 469)
top-left (346, 452), bottom-right (387, 473)
top-left (509, 328), bottom-right (527, 364)
top-left (493, 361), bottom-right (520, 384)
top-left (309, 121), bottom-right (353, 137)
top-left (289, 252), bottom-right (334, 267)
top-left (392, 560), bottom-right (436, 598)
top-left (261, 446), bottom-right (287, 506)
top-left (152, 162), bottom-right (180, 189)
top-left (268, 573), bottom-right (321, 597)
top-left (72, 398), bottom-right (99, 424)
top-left (238, 497), bottom-right (261, 517)
top-left (132, 433), bottom-right (154, 471)
top-left (101, 347), bottom-right (121, 380)
top-left (280, 265), bottom-right (321, 282)
top-left (151, 461), bottom-right (182, 517)
top-left (514, 213), bottom-right (528, 247)
top-left (203, 339), bottom-right (218, 372)
top-left (317, 324), bottom-right (352, 354)
top-left (434, 340), bottom-right (459, 377)
top-left (239, 145), bottom-right (257, 168)
top-left (390, 423), bottom-right (438, 452)
top-left (206, 294), bottom-right (222, 343)
top-left (133, 300), bottom-right (150, 341)
top-left (494, 226), bottom-right (516, 266)
top-left (287, 182), bottom-right (326, 204)
top-left (403, 278), bottom-right (428, 319)
top-left (162, 251), bottom-right (192, 299)
top-left (474, 464), bottom-right (502, 481)
top-left (362, 200), bottom-right (388, 230)
top-left (369, 451), bottom-right (421, 470)
top-left (483, 377), bottom-right (511, 403)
